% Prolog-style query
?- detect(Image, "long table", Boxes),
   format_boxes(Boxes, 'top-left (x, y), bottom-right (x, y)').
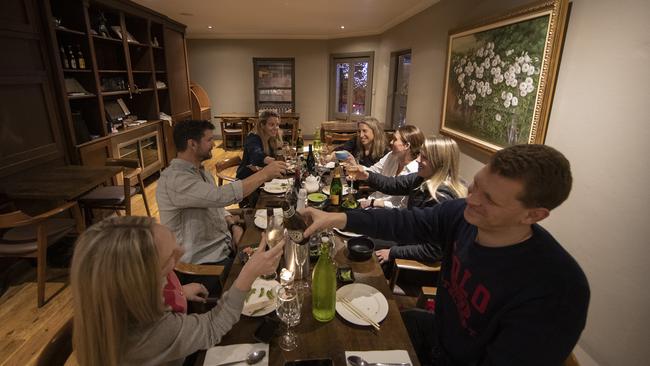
top-left (195, 191), bottom-right (420, 366)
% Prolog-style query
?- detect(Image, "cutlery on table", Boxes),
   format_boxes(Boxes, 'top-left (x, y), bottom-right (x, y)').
top-left (347, 355), bottom-right (410, 366)
top-left (338, 296), bottom-right (381, 331)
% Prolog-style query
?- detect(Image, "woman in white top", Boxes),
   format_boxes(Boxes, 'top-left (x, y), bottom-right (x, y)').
top-left (357, 125), bottom-right (425, 208)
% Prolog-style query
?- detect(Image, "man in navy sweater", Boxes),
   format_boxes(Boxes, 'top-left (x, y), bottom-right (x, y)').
top-left (300, 144), bottom-right (589, 366)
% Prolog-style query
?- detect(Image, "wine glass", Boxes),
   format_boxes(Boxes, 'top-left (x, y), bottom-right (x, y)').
top-left (263, 213), bottom-right (284, 280)
top-left (276, 286), bottom-right (301, 351)
top-left (345, 162), bottom-right (359, 195)
top-left (294, 242), bottom-right (310, 292)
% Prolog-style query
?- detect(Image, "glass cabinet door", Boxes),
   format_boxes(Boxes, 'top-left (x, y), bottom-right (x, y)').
top-left (140, 133), bottom-right (159, 169)
top-left (119, 141), bottom-right (139, 160)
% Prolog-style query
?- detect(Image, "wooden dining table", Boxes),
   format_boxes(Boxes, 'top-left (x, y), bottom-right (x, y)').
top-left (1, 165), bottom-right (122, 201)
top-left (195, 190), bottom-right (420, 366)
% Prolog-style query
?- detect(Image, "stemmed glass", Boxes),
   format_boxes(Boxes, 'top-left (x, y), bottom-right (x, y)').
top-left (294, 242), bottom-right (310, 291)
top-left (263, 212), bottom-right (284, 280)
top-left (276, 286), bottom-right (302, 351)
top-left (345, 162), bottom-right (359, 195)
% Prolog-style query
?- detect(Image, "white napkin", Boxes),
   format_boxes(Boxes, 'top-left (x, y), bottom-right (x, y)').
top-left (345, 350), bottom-right (412, 365)
top-left (270, 178), bottom-right (292, 185)
top-left (203, 343), bottom-right (268, 366)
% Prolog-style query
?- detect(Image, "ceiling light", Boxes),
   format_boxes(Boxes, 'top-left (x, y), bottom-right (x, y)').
top-left (208, 26), bottom-right (213, 29)
top-left (340, 25), bottom-right (345, 29)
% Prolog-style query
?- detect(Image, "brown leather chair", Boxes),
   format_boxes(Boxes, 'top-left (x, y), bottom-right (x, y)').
top-left (78, 158), bottom-right (151, 225)
top-left (325, 132), bottom-right (357, 145)
top-left (36, 318), bottom-right (73, 366)
top-left (218, 117), bottom-right (245, 150)
top-left (215, 156), bottom-right (242, 186)
top-left (0, 202), bottom-right (84, 307)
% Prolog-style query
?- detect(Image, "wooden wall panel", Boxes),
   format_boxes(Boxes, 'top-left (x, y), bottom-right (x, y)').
top-left (163, 27), bottom-right (191, 119)
top-left (0, 0), bottom-right (66, 178)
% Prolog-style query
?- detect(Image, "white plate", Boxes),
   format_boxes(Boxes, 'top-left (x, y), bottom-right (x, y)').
top-left (333, 227), bottom-right (364, 238)
top-left (253, 208), bottom-right (282, 230)
top-left (242, 278), bottom-right (280, 317)
top-left (262, 183), bottom-right (288, 194)
top-left (321, 185), bottom-right (350, 195)
top-left (323, 161), bottom-right (336, 169)
top-left (336, 283), bottom-right (388, 326)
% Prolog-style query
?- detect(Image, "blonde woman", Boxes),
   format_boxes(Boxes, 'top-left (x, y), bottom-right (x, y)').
top-left (71, 216), bottom-right (284, 366)
top-left (237, 110), bottom-right (284, 179)
top-left (330, 117), bottom-right (389, 167)
top-left (351, 136), bottom-right (467, 262)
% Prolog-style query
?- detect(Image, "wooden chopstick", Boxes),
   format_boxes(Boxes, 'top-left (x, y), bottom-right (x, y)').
top-left (339, 296), bottom-right (381, 331)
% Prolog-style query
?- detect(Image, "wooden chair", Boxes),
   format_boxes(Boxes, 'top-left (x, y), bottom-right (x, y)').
top-left (389, 258), bottom-right (441, 293)
top-left (36, 318), bottom-right (73, 366)
top-left (325, 132), bottom-right (357, 145)
top-left (78, 158), bottom-right (151, 225)
top-left (280, 115), bottom-right (299, 143)
top-left (215, 156), bottom-right (243, 186)
top-left (0, 202), bottom-right (84, 307)
top-left (218, 117), bottom-right (246, 150)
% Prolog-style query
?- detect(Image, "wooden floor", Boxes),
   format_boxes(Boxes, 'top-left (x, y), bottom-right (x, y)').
top-left (0, 141), bottom-right (239, 366)
top-left (0, 139), bottom-right (418, 365)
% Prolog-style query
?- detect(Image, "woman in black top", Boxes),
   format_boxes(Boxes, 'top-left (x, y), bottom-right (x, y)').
top-left (352, 136), bottom-right (467, 262)
top-left (236, 110), bottom-right (283, 180)
top-left (331, 117), bottom-right (389, 167)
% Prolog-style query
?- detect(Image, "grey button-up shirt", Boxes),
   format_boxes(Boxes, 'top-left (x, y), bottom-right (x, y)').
top-left (156, 158), bottom-right (243, 264)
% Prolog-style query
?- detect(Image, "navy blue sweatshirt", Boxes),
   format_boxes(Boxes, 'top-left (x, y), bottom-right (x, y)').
top-left (237, 134), bottom-right (271, 179)
top-left (345, 199), bottom-right (590, 366)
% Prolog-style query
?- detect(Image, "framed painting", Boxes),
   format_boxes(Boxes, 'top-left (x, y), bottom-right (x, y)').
top-left (440, 0), bottom-right (569, 152)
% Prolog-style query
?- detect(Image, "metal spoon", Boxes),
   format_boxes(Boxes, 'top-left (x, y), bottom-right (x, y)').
top-left (218, 350), bottom-right (266, 366)
top-left (347, 355), bottom-right (411, 366)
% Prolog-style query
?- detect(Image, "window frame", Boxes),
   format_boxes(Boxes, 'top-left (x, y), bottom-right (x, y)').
top-left (386, 49), bottom-right (411, 129)
top-left (328, 51), bottom-right (374, 121)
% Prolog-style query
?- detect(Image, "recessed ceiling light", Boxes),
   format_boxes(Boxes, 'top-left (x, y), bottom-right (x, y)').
top-left (340, 25), bottom-right (345, 29)
top-left (208, 26), bottom-right (213, 29)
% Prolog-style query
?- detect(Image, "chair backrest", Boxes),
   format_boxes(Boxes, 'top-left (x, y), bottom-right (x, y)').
top-left (215, 156), bottom-right (243, 172)
top-left (325, 132), bottom-right (357, 145)
top-left (105, 158), bottom-right (142, 187)
top-left (36, 318), bottom-right (73, 366)
top-left (0, 210), bottom-right (39, 229)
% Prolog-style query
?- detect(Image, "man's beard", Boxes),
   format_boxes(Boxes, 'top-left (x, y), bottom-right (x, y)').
top-left (200, 151), bottom-right (212, 161)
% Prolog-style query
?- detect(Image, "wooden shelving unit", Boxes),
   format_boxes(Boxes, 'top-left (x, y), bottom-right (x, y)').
top-left (45, 0), bottom-right (193, 177)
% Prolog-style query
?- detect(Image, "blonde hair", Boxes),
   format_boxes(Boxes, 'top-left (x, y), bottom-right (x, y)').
top-left (420, 136), bottom-right (468, 202)
top-left (356, 117), bottom-right (387, 162)
top-left (252, 110), bottom-right (283, 156)
top-left (71, 216), bottom-right (164, 366)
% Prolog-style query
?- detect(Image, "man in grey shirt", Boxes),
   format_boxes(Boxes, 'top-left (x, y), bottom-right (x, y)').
top-left (157, 120), bottom-right (285, 293)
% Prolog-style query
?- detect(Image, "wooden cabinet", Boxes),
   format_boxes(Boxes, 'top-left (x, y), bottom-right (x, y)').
top-left (190, 82), bottom-right (212, 121)
top-left (0, 0), bottom-right (68, 178)
top-left (43, 0), bottom-right (190, 177)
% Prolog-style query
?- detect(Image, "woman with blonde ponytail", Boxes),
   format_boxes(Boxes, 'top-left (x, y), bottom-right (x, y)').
top-left (71, 216), bottom-right (284, 366)
top-left (349, 136), bottom-right (466, 264)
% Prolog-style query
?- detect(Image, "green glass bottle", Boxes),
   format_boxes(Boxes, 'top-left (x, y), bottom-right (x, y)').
top-left (329, 164), bottom-right (342, 207)
top-left (312, 238), bottom-right (336, 322)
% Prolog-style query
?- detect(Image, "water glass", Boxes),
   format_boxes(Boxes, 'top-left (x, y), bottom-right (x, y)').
top-left (276, 286), bottom-right (302, 351)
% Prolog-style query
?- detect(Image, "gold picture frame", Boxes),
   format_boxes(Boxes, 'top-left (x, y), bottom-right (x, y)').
top-left (440, 0), bottom-right (569, 153)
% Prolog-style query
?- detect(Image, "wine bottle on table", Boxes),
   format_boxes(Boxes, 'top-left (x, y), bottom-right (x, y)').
top-left (295, 129), bottom-right (304, 150)
top-left (306, 144), bottom-right (315, 173)
top-left (312, 237), bottom-right (336, 322)
top-left (329, 163), bottom-right (342, 207)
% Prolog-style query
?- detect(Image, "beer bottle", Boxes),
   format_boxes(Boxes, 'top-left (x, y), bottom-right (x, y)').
top-left (312, 237), bottom-right (336, 322)
top-left (329, 163), bottom-right (342, 206)
top-left (282, 201), bottom-right (309, 245)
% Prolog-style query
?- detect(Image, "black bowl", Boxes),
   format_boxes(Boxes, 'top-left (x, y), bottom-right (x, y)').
top-left (347, 237), bottom-right (375, 261)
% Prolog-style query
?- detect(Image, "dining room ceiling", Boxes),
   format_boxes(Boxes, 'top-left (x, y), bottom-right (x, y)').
top-left (132, 0), bottom-right (440, 39)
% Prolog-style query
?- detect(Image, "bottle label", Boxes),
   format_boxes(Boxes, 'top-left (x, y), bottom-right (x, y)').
top-left (287, 230), bottom-right (303, 243)
top-left (330, 195), bottom-right (340, 205)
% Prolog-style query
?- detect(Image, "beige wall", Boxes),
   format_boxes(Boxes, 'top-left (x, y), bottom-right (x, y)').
top-left (187, 39), bottom-right (330, 135)
top-left (187, 0), bottom-right (650, 364)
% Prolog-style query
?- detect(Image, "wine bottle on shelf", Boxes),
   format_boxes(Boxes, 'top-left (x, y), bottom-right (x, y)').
top-left (68, 45), bottom-right (77, 69)
top-left (76, 45), bottom-right (86, 69)
top-left (295, 129), bottom-right (304, 150)
top-left (306, 144), bottom-right (315, 174)
top-left (282, 201), bottom-right (309, 245)
top-left (329, 163), bottom-right (342, 207)
top-left (60, 46), bottom-right (69, 69)
top-left (312, 237), bottom-right (336, 322)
